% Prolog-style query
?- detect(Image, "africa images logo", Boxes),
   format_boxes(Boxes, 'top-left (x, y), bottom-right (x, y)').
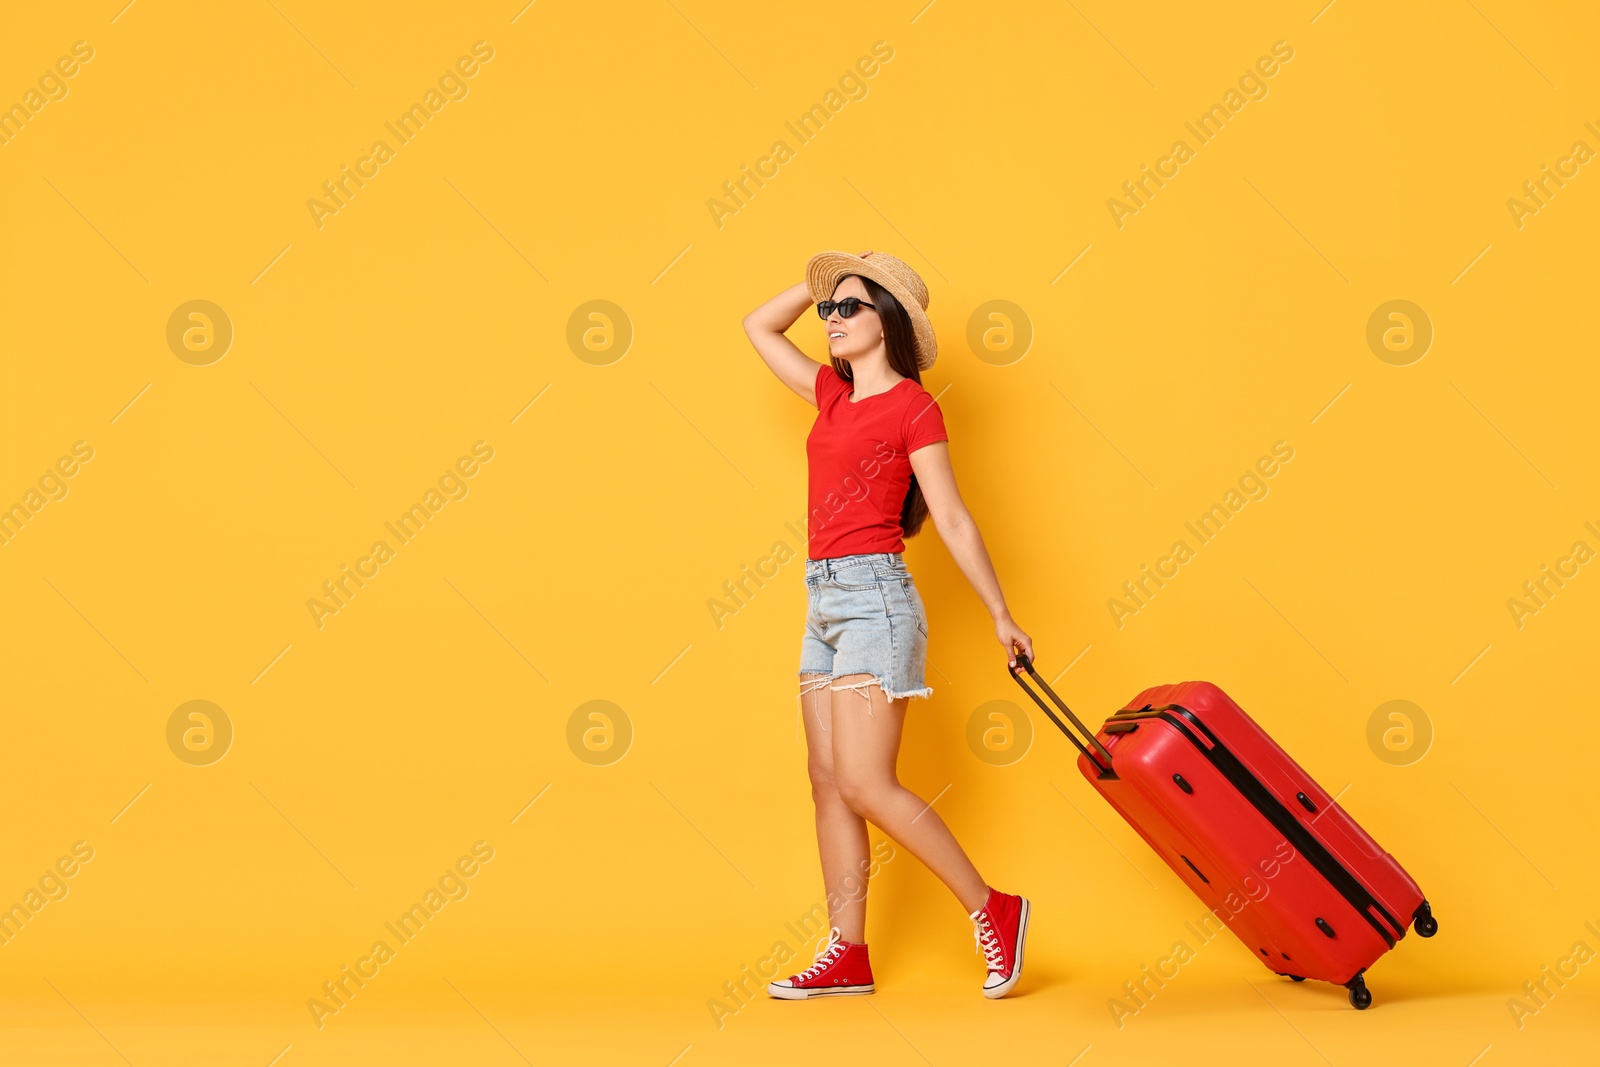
top-left (1105, 40), bottom-right (1296, 229)
top-left (306, 42), bottom-right (496, 230)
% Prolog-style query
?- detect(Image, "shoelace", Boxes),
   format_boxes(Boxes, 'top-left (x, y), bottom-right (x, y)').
top-left (796, 928), bottom-right (845, 981)
top-left (973, 912), bottom-right (1005, 972)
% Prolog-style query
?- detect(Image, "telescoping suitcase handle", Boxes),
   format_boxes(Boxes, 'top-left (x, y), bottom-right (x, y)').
top-left (1008, 653), bottom-right (1117, 779)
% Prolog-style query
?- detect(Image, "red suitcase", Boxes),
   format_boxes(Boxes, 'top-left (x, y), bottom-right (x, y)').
top-left (1010, 655), bottom-right (1436, 1009)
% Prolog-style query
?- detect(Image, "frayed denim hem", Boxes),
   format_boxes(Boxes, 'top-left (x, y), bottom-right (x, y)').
top-left (801, 673), bottom-right (933, 713)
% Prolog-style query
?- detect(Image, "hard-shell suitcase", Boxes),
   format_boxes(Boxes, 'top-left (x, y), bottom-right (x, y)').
top-left (1009, 655), bottom-right (1436, 1009)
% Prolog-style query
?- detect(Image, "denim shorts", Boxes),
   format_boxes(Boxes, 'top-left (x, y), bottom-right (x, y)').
top-left (798, 552), bottom-right (932, 703)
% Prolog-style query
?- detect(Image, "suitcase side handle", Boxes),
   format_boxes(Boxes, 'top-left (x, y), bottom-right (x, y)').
top-left (1009, 653), bottom-right (1116, 778)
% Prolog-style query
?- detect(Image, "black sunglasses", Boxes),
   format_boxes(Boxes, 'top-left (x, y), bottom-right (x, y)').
top-left (816, 297), bottom-right (876, 320)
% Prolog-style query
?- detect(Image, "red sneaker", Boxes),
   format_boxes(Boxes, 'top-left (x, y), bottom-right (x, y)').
top-left (767, 927), bottom-right (875, 999)
top-left (971, 887), bottom-right (1030, 998)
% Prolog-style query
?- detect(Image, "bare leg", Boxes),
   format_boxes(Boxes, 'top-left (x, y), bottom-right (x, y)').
top-left (798, 674), bottom-right (872, 942)
top-left (828, 675), bottom-right (989, 914)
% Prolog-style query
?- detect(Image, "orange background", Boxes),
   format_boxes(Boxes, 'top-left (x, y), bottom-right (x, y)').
top-left (1, 1), bottom-right (1596, 1063)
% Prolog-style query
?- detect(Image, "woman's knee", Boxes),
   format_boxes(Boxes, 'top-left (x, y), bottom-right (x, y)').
top-left (834, 768), bottom-right (893, 819)
top-left (807, 760), bottom-right (844, 807)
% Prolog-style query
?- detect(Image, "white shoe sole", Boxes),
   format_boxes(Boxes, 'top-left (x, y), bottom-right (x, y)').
top-left (983, 897), bottom-right (1030, 999)
top-left (767, 982), bottom-right (875, 1000)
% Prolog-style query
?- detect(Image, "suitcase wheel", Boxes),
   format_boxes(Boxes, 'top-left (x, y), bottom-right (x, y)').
top-left (1345, 973), bottom-right (1372, 1010)
top-left (1288, 975), bottom-right (1306, 982)
top-left (1412, 900), bottom-right (1438, 938)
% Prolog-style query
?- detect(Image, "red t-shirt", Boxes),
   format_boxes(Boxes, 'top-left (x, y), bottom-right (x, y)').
top-left (806, 363), bottom-right (949, 560)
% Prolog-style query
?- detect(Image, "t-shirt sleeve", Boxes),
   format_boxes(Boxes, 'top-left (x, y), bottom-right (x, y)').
top-left (813, 362), bottom-right (840, 409)
top-left (904, 390), bottom-right (949, 453)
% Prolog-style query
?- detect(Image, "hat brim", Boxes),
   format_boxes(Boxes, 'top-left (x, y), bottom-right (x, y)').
top-left (806, 251), bottom-right (938, 371)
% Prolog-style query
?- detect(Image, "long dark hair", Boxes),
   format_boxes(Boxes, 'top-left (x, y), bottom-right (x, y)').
top-left (828, 274), bottom-right (931, 539)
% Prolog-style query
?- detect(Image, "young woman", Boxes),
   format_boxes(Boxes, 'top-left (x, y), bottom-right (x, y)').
top-left (741, 249), bottom-right (1036, 1000)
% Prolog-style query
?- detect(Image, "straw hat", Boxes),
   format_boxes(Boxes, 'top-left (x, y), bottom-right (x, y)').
top-left (806, 250), bottom-right (938, 370)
